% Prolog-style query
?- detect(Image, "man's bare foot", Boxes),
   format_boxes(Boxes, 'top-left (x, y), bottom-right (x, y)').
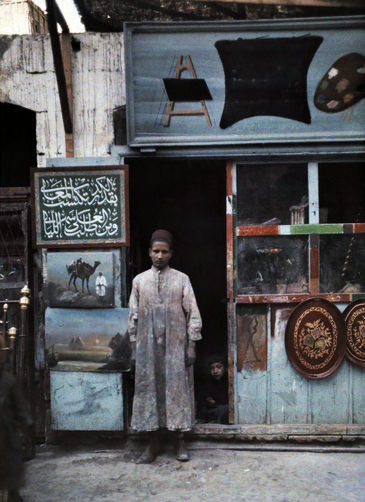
top-left (176, 438), bottom-right (189, 462)
top-left (136, 436), bottom-right (160, 464)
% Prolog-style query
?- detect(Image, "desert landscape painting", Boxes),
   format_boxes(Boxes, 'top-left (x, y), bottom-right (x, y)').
top-left (45, 307), bottom-right (130, 371)
top-left (47, 251), bottom-right (115, 308)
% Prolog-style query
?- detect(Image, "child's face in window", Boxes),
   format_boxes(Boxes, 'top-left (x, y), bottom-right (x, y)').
top-left (210, 362), bottom-right (226, 381)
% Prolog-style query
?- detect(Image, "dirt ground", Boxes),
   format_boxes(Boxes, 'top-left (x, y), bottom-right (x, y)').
top-left (20, 440), bottom-right (364, 502)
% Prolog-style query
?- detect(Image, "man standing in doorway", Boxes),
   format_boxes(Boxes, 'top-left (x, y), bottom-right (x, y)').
top-left (128, 229), bottom-right (202, 463)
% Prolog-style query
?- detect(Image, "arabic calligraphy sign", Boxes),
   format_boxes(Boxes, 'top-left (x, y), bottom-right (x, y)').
top-left (31, 166), bottom-right (129, 247)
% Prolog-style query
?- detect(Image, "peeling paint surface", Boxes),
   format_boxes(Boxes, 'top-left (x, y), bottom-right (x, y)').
top-left (236, 310), bottom-right (267, 373)
top-left (0, 33), bottom-right (125, 166)
top-left (236, 306), bottom-right (365, 425)
top-left (50, 370), bottom-right (124, 430)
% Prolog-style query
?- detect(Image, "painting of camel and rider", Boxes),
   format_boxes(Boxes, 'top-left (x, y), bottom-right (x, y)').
top-left (46, 251), bottom-right (115, 308)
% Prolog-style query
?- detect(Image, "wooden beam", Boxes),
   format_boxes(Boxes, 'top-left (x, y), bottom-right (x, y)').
top-left (235, 293), bottom-right (361, 303)
top-left (53, 1), bottom-right (69, 34)
top-left (226, 160), bottom-right (235, 425)
top-left (192, 0), bottom-right (365, 8)
top-left (60, 34), bottom-right (74, 157)
top-left (309, 234), bottom-right (319, 293)
top-left (46, 0), bottom-right (74, 156)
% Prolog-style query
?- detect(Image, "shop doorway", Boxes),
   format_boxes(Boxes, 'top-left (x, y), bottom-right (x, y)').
top-left (0, 102), bottom-right (37, 187)
top-left (129, 157), bottom-right (227, 415)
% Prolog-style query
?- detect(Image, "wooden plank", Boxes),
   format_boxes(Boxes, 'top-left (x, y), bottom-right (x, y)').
top-left (237, 224), bottom-right (346, 236)
top-left (308, 162), bottom-right (319, 224)
top-left (166, 109), bottom-right (210, 117)
top-left (236, 305), bottom-right (268, 424)
top-left (60, 34), bottom-right (74, 157)
top-left (352, 363), bottom-right (365, 424)
top-left (192, 423), bottom-right (365, 435)
top-left (270, 307), bottom-right (309, 424)
top-left (226, 160), bottom-right (234, 301)
top-left (188, 440), bottom-right (365, 451)
top-left (226, 160), bottom-right (235, 424)
top-left (354, 223), bottom-right (365, 233)
top-left (237, 226), bottom-right (280, 236)
top-left (192, 0), bottom-right (365, 7)
top-left (236, 370), bottom-right (268, 424)
top-left (309, 234), bottom-right (319, 293)
top-left (236, 308), bottom-right (267, 373)
top-left (310, 361), bottom-right (351, 424)
top-left (236, 293), bottom-right (353, 303)
top-left (291, 224), bottom-right (343, 234)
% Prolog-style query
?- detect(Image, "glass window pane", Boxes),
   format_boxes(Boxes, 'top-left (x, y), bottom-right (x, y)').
top-left (236, 164), bottom-right (308, 226)
top-left (320, 234), bottom-right (365, 293)
top-left (0, 257), bottom-right (24, 284)
top-left (318, 163), bottom-right (365, 224)
top-left (237, 236), bottom-right (309, 295)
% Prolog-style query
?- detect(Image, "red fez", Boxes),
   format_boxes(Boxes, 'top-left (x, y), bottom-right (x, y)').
top-left (150, 229), bottom-right (173, 248)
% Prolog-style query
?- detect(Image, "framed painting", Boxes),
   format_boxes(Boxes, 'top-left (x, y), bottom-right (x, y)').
top-left (31, 166), bottom-right (129, 247)
top-left (45, 307), bottom-right (130, 372)
top-left (47, 250), bottom-right (115, 308)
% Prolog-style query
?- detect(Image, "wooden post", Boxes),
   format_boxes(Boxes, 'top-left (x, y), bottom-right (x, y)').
top-left (61, 34), bottom-right (74, 157)
top-left (226, 160), bottom-right (235, 424)
top-left (46, 0), bottom-right (74, 157)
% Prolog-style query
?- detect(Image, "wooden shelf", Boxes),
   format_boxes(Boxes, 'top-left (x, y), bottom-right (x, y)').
top-left (235, 293), bottom-right (365, 304)
top-left (236, 223), bottom-right (365, 237)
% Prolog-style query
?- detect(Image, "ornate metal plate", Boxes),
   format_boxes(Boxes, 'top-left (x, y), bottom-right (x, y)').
top-left (285, 298), bottom-right (346, 379)
top-left (343, 299), bottom-right (365, 368)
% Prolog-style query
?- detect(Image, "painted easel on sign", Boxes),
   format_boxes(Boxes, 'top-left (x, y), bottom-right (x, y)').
top-left (164, 55), bottom-right (212, 127)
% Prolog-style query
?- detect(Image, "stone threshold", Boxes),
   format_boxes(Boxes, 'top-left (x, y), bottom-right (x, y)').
top-left (190, 423), bottom-right (365, 443)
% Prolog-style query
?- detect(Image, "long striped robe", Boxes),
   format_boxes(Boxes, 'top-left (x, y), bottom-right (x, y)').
top-left (128, 266), bottom-right (202, 431)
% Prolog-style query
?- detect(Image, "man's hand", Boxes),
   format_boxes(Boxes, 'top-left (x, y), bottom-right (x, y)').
top-left (130, 341), bottom-right (136, 369)
top-left (185, 340), bottom-right (196, 367)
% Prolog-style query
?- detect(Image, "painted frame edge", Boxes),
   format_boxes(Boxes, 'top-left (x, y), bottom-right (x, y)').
top-left (30, 165), bottom-right (130, 248)
top-left (124, 16), bottom-right (365, 148)
top-left (111, 142), bottom-right (365, 160)
top-left (124, 16), bottom-right (365, 33)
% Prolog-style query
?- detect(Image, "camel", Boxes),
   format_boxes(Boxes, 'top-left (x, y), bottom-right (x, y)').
top-left (66, 259), bottom-right (101, 294)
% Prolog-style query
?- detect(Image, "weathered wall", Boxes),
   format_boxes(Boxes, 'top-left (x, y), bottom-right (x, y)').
top-left (236, 305), bottom-right (365, 426)
top-left (0, 0), bottom-right (47, 35)
top-left (0, 32), bottom-right (125, 166)
top-left (0, 0), bottom-right (31, 34)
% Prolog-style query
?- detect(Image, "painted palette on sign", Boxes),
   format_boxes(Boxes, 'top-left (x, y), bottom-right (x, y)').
top-left (31, 166), bottom-right (129, 247)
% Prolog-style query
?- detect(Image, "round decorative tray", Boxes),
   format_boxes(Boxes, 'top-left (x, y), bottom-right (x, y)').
top-left (285, 298), bottom-right (346, 379)
top-left (343, 299), bottom-right (365, 368)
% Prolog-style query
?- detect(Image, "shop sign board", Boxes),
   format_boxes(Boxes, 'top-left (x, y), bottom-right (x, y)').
top-left (31, 166), bottom-right (129, 247)
top-left (125, 17), bottom-right (365, 147)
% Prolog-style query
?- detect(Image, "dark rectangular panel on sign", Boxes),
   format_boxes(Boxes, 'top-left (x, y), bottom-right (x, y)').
top-left (31, 166), bottom-right (129, 247)
top-left (163, 78), bottom-right (213, 102)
